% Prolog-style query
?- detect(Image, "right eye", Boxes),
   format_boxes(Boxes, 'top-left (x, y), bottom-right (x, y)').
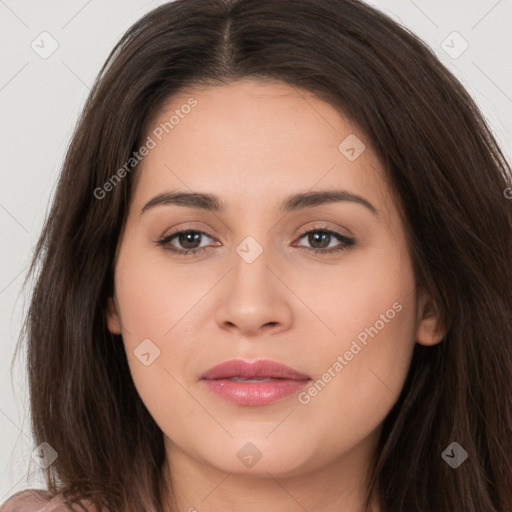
top-left (156, 229), bottom-right (217, 256)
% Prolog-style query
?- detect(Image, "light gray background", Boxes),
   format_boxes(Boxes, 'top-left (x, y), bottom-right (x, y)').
top-left (1, 0), bottom-right (511, 499)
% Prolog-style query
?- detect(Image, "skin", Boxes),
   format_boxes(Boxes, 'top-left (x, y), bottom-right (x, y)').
top-left (106, 78), bottom-right (445, 512)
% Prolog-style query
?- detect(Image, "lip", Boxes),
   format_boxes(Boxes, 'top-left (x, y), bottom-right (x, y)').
top-left (200, 359), bottom-right (311, 406)
top-left (201, 359), bottom-right (311, 380)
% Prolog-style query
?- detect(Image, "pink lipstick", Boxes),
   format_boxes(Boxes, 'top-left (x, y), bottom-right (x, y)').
top-left (200, 359), bottom-right (311, 406)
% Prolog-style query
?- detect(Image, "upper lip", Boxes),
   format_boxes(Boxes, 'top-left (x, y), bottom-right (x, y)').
top-left (201, 359), bottom-right (311, 380)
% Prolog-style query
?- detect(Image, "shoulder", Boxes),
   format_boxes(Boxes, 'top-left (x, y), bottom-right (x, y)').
top-left (0, 489), bottom-right (67, 511)
top-left (0, 489), bottom-right (94, 512)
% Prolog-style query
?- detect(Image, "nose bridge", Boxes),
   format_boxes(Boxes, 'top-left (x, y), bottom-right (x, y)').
top-left (228, 202), bottom-right (275, 270)
top-left (225, 207), bottom-right (291, 294)
top-left (231, 233), bottom-right (274, 293)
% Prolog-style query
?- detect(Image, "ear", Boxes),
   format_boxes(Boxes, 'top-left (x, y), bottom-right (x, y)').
top-left (106, 296), bottom-right (122, 334)
top-left (414, 289), bottom-right (446, 346)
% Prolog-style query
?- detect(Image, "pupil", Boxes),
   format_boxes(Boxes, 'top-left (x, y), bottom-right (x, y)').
top-left (180, 232), bottom-right (200, 249)
top-left (310, 232), bottom-right (329, 249)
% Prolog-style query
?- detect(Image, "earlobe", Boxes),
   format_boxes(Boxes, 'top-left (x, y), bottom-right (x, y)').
top-left (106, 297), bottom-right (122, 334)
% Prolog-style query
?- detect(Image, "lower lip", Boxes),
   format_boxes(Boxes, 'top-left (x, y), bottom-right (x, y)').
top-left (201, 378), bottom-right (310, 406)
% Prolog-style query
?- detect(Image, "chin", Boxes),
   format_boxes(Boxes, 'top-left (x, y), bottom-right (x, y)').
top-left (197, 437), bottom-right (323, 478)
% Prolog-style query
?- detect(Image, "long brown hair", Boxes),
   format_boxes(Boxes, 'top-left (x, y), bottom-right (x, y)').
top-left (13, 0), bottom-right (512, 510)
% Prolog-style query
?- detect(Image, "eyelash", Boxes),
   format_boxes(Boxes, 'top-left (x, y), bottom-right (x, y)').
top-left (155, 224), bottom-right (356, 257)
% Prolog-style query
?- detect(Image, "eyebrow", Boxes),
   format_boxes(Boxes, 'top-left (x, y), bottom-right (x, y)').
top-left (140, 189), bottom-right (379, 216)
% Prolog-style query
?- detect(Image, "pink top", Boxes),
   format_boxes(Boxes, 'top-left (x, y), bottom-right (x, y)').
top-left (0, 489), bottom-right (93, 512)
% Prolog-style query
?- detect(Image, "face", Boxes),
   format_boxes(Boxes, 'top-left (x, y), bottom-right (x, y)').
top-left (107, 78), bottom-right (443, 480)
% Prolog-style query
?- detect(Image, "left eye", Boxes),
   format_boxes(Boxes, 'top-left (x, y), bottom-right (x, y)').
top-left (156, 228), bottom-right (356, 256)
top-left (293, 228), bottom-right (355, 254)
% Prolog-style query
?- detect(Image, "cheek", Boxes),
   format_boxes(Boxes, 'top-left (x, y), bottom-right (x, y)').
top-left (299, 233), bottom-right (414, 355)
top-left (293, 298), bottom-right (416, 465)
top-left (114, 239), bottom-right (210, 341)
top-left (113, 240), bottom-right (209, 424)
top-left (302, 264), bottom-right (416, 441)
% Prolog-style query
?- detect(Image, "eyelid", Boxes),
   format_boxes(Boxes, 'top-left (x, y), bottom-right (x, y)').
top-left (158, 221), bottom-right (352, 241)
top-left (158, 222), bottom-right (217, 242)
top-left (295, 222), bottom-right (353, 238)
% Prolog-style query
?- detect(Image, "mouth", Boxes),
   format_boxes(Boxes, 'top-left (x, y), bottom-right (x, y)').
top-left (200, 359), bottom-right (311, 406)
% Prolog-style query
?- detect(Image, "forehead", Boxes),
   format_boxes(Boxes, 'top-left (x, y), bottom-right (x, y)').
top-left (132, 79), bottom-right (390, 217)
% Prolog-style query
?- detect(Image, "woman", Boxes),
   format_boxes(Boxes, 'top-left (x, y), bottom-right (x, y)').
top-left (2, 0), bottom-right (511, 511)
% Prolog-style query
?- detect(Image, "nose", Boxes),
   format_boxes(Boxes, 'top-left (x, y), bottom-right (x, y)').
top-left (214, 246), bottom-right (293, 338)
